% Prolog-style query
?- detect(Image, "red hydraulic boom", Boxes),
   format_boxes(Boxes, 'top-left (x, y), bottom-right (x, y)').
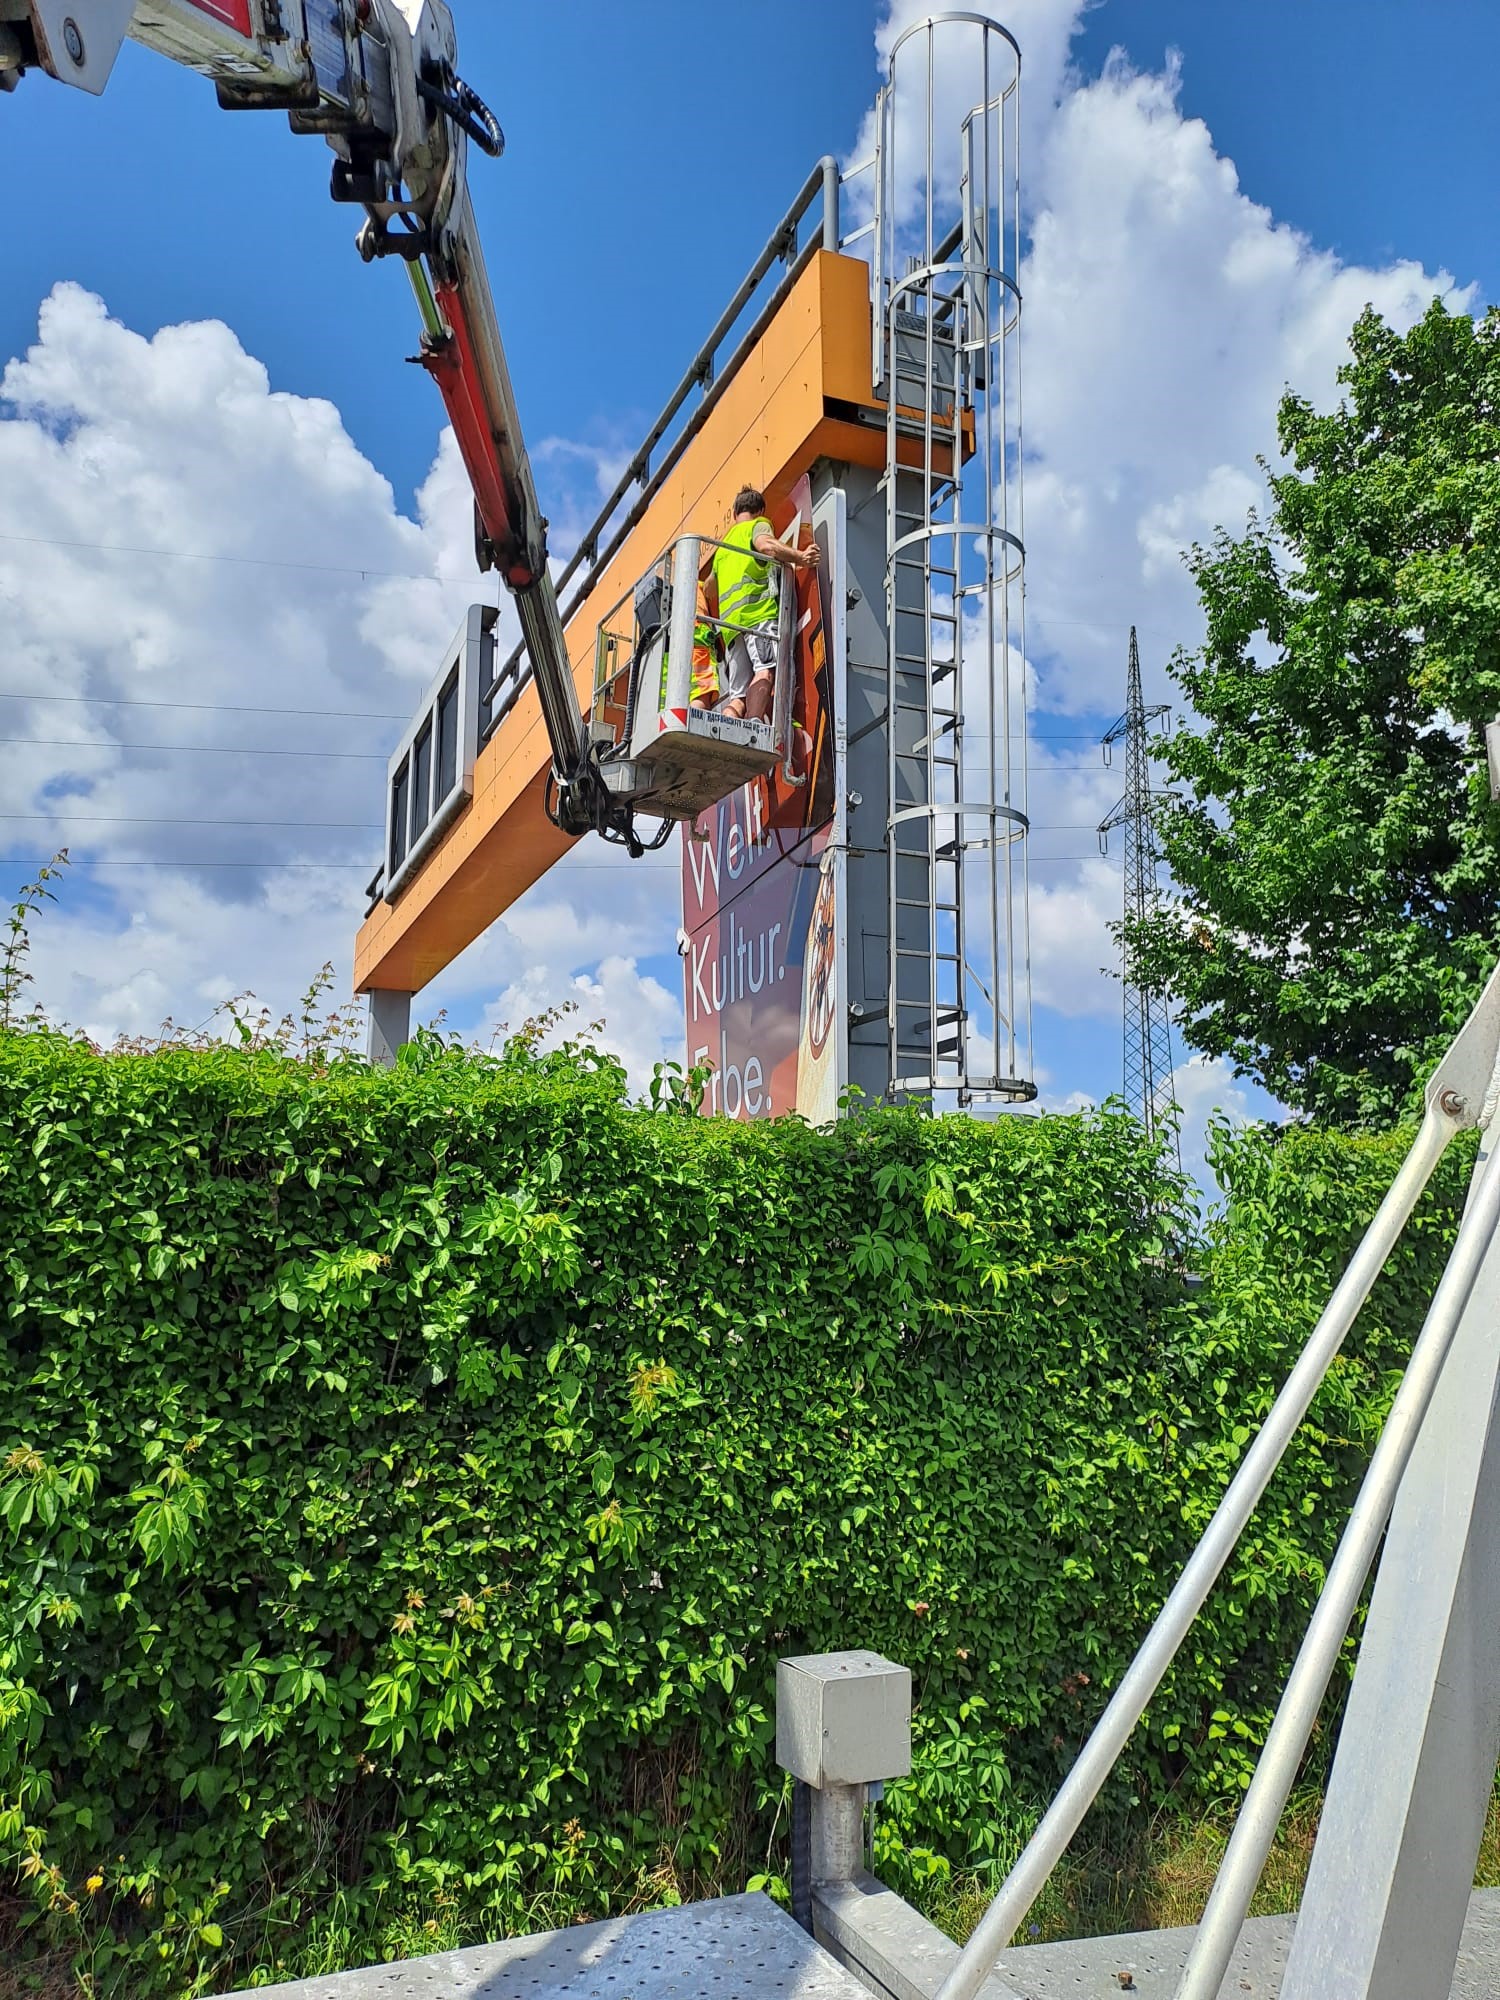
top-left (3, 0), bottom-right (638, 844)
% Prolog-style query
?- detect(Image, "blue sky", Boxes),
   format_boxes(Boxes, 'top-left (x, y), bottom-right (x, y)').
top-left (8, 2), bottom-right (1491, 507)
top-left (2, 0), bottom-right (1494, 1164)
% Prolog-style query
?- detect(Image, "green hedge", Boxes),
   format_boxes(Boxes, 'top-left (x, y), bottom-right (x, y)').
top-left (0, 1027), bottom-right (1470, 1992)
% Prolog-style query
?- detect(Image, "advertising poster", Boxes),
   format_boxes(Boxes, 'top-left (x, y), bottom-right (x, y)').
top-left (681, 476), bottom-right (842, 1122)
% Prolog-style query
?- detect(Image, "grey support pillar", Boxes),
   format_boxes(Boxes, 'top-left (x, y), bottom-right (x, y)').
top-left (814, 460), bottom-right (898, 1107)
top-left (365, 989), bottom-right (412, 1068)
top-left (777, 1651), bottom-right (912, 1929)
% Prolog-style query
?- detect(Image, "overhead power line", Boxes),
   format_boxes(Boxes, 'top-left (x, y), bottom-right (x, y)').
top-left (0, 812), bottom-right (382, 828)
top-left (0, 691), bottom-right (1114, 739)
top-left (4, 737), bottom-right (388, 761)
top-left (0, 691), bottom-right (409, 721)
top-left (0, 529), bottom-right (448, 584)
top-left (0, 534), bottom-right (1179, 644)
top-left (0, 858), bottom-right (374, 870)
top-left (4, 735), bottom-right (1124, 773)
top-left (2, 852), bottom-right (1110, 873)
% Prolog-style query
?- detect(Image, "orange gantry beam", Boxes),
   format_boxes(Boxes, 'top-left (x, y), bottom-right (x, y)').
top-left (355, 250), bottom-right (884, 999)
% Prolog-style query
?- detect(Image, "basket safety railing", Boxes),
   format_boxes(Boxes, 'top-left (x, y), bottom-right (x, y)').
top-left (590, 532), bottom-right (798, 774)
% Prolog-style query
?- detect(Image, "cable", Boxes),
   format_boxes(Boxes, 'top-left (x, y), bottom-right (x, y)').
top-left (0, 691), bottom-right (409, 721)
top-left (3, 852), bottom-right (1110, 872)
top-left (2, 739), bottom-right (1126, 776)
top-left (0, 694), bottom-right (1149, 751)
top-left (0, 529), bottom-right (448, 584)
top-left (0, 532), bottom-right (1185, 653)
top-left (0, 858), bottom-right (373, 870)
top-left (0, 694), bottom-right (1128, 740)
top-left (0, 813), bottom-right (382, 829)
top-left (5, 737), bottom-right (388, 761)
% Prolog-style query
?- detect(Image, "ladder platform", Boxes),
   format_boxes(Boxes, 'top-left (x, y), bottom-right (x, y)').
top-left (227, 1894), bottom-right (869, 2000)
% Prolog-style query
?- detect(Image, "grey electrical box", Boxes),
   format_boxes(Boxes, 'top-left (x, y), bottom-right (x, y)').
top-left (1486, 719), bottom-right (1500, 803)
top-left (776, 1650), bottom-right (911, 1790)
top-left (890, 308), bottom-right (957, 417)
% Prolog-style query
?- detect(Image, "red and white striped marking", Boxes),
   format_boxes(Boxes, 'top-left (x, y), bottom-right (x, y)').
top-left (182, 0), bottom-right (253, 32)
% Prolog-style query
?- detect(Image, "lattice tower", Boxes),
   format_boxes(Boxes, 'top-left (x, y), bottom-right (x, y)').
top-left (1099, 627), bottom-right (1176, 1143)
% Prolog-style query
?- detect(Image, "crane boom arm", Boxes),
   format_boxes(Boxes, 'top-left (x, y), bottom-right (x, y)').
top-left (3, 0), bottom-right (615, 835)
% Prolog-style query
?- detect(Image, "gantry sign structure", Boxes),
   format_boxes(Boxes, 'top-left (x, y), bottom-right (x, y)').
top-left (356, 13), bottom-right (1036, 1116)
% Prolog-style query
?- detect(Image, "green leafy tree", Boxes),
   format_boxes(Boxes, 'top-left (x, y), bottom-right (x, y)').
top-left (1129, 299), bottom-right (1500, 1126)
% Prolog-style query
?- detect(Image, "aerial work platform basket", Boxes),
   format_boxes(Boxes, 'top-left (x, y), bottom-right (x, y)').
top-left (589, 532), bottom-right (798, 824)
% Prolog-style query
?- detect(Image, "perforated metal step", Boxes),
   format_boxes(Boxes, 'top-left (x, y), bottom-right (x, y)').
top-left (227, 1894), bottom-right (870, 2000)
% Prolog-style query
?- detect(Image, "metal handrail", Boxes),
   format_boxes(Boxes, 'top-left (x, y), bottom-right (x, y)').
top-left (1177, 1093), bottom-right (1500, 1999)
top-left (930, 952), bottom-right (1500, 2000)
top-left (480, 156), bottom-right (841, 744)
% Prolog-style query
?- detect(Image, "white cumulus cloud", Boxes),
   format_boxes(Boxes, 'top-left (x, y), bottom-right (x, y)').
top-left (1164, 1053), bottom-right (1281, 1196)
top-left (0, 283), bottom-right (679, 1074)
top-left (1, 5), bottom-right (1480, 1123)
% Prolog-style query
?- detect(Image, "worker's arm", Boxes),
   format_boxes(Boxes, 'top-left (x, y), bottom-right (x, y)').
top-left (752, 526), bottom-right (820, 571)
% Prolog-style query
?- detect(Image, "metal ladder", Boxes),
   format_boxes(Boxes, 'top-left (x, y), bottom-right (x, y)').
top-left (888, 373), bottom-right (968, 1089)
top-left (873, 13), bottom-right (1033, 1105)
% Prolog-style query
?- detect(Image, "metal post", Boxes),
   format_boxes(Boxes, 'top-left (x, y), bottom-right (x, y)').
top-left (1176, 1086), bottom-right (1500, 2000)
top-left (936, 956), bottom-right (1500, 2000)
top-left (811, 1782), bottom-right (867, 1890)
top-left (366, 989), bottom-right (411, 1067)
top-left (930, 1122), bottom-right (1456, 2000)
top-left (819, 152), bottom-right (841, 252)
top-left (930, 954), bottom-right (1500, 2000)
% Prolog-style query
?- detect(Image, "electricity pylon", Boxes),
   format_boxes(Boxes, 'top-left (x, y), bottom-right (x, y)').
top-left (1098, 627), bottom-right (1176, 1144)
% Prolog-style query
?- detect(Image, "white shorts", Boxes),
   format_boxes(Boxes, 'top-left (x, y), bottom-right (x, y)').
top-left (724, 625), bottom-right (777, 699)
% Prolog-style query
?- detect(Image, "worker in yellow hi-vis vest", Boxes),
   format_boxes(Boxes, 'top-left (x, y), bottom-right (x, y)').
top-left (710, 484), bottom-right (818, 721)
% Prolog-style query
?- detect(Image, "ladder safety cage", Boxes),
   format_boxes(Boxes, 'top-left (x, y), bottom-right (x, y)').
top-left (587, 532), bottom-right (801, 826)
top-left (872, 12), bottom-right (1034, 1107)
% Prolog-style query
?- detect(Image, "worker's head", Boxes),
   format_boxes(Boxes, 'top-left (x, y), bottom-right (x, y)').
top-left (732, 485), bottom-right (765, 520)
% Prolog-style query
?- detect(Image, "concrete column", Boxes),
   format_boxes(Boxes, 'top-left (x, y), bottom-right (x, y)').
top-left (366, 989), bottom-right (412, 1068)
